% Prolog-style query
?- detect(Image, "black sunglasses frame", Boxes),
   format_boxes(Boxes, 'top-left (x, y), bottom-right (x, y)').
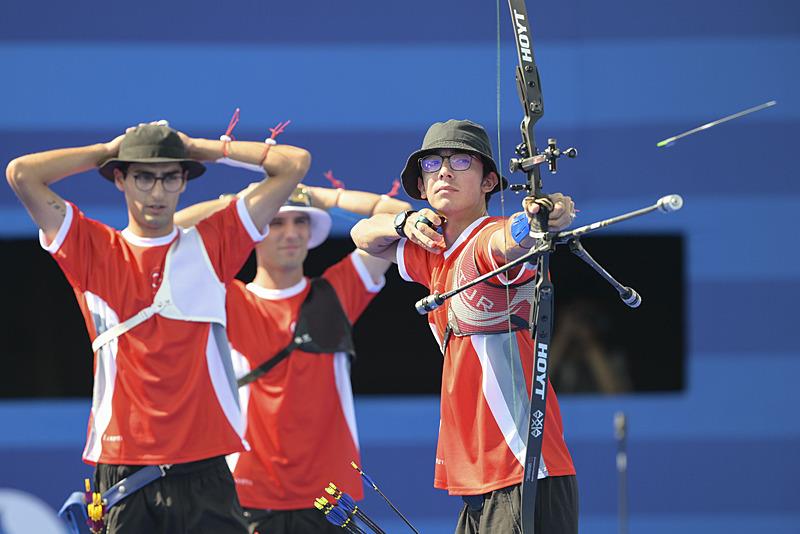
top-left (418, 153), bottom-right (477, 174)
top-left (130, 172), bottom-right (187, 193)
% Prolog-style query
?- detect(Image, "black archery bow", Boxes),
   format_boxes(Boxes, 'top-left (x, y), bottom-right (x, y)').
top-left (505, 1), bottom-right (567, 531)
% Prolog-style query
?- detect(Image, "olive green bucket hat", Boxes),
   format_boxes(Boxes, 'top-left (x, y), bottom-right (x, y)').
top-left (400, 119), bottom-right (508, 200)
top-left (98, 124), bottom-right (206, 181)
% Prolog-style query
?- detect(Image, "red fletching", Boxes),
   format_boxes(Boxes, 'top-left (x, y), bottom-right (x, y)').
top-left (225, 108), bottom-right (241, 139)
top-left (269, 120), bottom-right (292, 139)
top-left (324, 170), bottom-right (346, 189)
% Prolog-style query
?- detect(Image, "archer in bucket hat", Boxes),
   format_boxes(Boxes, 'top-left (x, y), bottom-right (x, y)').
top-left (399, 119), bottom-right (508, 200)
top-left (350, 119), bottom-right (580, 533)
top-left (175, 181), bottom-right (412, 534)
top-left (6, 121), bottom-right (312, 534)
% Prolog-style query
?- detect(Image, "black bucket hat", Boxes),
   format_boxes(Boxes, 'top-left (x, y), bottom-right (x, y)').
top-left (400, 119), bottom-right (508, 200)
top-left (98, 124), bottom-right (206, 181)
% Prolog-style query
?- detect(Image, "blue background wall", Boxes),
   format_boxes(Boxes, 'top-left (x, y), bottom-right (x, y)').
top-left (1, 0), bottom-right (798, 532)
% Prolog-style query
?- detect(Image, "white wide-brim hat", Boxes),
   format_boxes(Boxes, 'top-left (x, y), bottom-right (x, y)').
top-left (279, 187), bottom-right (332, 249)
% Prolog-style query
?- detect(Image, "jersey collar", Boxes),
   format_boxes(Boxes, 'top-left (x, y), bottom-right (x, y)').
top-left (443, 216), bottom-right (489, 259)
top-left (246, 278), bottom-right (309, 300)
top-left (121, 226), bottom-right (178, 248)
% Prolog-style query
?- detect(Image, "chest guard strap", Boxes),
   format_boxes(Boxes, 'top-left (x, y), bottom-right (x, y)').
top-left (91, 227), bottom-right (227, 354)
top-left (237, 277), bottom-right (355, 387)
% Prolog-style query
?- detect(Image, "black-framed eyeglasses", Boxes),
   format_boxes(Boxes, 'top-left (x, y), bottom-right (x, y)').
top-left (419, 153), bottom-right (476, 174)
top-left (130, 172), bottom-right (186, 193)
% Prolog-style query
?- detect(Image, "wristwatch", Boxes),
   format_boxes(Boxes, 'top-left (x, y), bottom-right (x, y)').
top-left (393, 210), bottom-right (417, 239)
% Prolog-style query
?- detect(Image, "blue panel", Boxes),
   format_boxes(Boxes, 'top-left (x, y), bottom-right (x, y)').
top-left (690, 281), bottom-right (800, 352)
top-left (579, 515), bottom-right (800, 534)
top-left (0, 447), bottom-right (92, 510)
top-left (559, 354), bottom-right (800, 440)
top-left (0, 40), bottom-right (797, 130)
top-left (0, 401), bottom-right (89, 447)
top-left (592, 438), bottom-right (800, 514)
top-left (0, 0), bottom-right (797, 43)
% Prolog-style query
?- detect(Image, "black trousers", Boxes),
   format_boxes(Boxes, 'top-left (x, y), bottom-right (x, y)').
top-left (455, 475), bottom-right (579, 534)
top-left (95, 456), bottom-right (250, 534)
top-left (244, 506), bottom-right (342, 534)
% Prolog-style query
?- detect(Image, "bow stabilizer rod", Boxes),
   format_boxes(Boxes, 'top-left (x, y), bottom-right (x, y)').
top-left (414, 194), bottom-right (684, 315)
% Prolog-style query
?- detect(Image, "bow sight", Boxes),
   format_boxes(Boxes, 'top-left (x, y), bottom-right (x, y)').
top-left (509, 138), bottom-right (578, 179)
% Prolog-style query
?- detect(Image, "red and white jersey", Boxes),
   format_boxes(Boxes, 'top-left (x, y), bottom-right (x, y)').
top-left (397, 216), bottom-right (575, 496)
top-left (41, 198), bottom-right (267, 465)
top-left (227, 252), bottom-right (384, 510)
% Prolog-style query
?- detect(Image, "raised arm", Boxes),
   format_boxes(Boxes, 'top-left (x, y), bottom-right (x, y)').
top-left (307, 186), bottom-right (412, 281)
top-left (184, 136), bottom-right (311, 232)
top-left (5, 136), bottom-right (123, 243)
top-left (305, 186), bottom-right (410, 218)
top-left (351, 206), bottom-right (445, 263)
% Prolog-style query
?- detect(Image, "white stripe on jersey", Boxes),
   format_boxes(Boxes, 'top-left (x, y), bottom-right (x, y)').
top-left (206, 326), bottom-right (247, 445)
top-left (333, 352), bottom-right (359, 450)
top-left (471, 333), bottom-right (548, 479)
top-left (349, 252), bottom-right (386, 293)
top-left (396, 239), bottom-right (413, 282)
top-left (226, 348), bottom-right (252, 472)
top-left (39, 202), bottom-right (74, 254)
top-left (82, 291), bottom-right (119, 463)
top-left (429, 322), bottom-right (444, 354)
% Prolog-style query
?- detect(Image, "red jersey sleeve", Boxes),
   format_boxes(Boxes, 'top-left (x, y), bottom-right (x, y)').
top-left (395, 238), bottom-right (434, 288)
top-left (195, 197), bottom-right (268, 283)
top-left (40, 202), bottom-right (117, 292)
top-left (225, 280), bottom-right (272, 370)
top-left (472, 218), bottom-right (537, 286)
top-left (322, 252), bottom-right (385, 323)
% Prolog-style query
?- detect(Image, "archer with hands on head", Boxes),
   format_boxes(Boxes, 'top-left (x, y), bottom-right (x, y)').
top-left (7, 120), bottom-right (310, 241)
top-left (350, 119), bottom-right (579, 534)
top-left (6, 121), bottom-right (310, 534)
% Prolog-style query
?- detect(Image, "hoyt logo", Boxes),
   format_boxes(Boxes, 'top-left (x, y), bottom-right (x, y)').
top-left (513, 10), bottom-right (533, 62)
top-left (530, 409), bottom-right (544, 438)
top-left (535, 342), bottom-right (548, 399)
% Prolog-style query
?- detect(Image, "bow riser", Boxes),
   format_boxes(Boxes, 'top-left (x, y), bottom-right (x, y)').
top-left (508, 0), bottom-right (545, 198)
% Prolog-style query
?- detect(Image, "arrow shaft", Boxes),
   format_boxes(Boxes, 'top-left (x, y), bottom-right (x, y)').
top-left (657, 100), bottom-right (776, 147)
